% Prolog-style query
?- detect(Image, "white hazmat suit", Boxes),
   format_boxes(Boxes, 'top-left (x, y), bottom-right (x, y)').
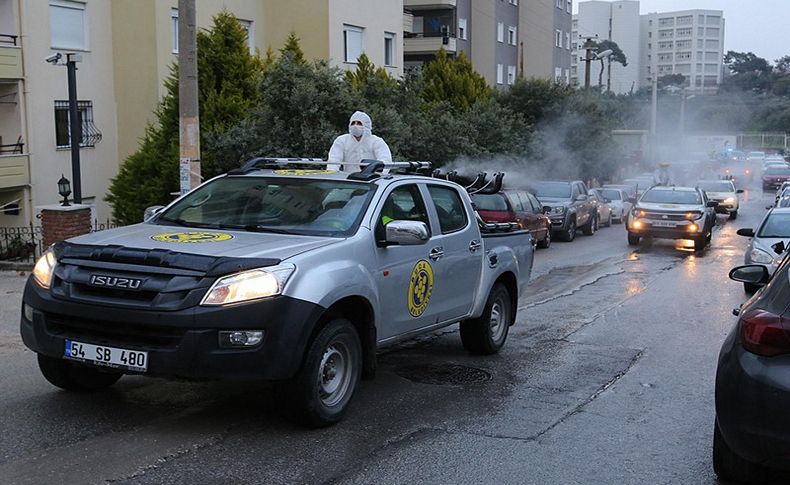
top-left (327, 111), bottom-right (392, 170)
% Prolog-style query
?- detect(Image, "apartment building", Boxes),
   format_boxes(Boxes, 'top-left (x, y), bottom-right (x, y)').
top-left (641, 9), bottom-right (725, 91)
top-left (571, 1), bottom-right (724, 94)
top-left (0, 0), bottom-right (403, 229)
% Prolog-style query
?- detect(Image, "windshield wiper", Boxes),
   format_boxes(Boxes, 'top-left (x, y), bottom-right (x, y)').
top-left (157, 216), bottom-right (193, 227)
top-left (238, 225), bottom-right (294, 234)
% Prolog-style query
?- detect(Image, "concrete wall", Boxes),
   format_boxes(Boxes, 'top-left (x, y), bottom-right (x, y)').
top-left (495, 0), bottom-right (519, 87)
top-left (520, 0), bottom-right (554, 79)
top-left (329, 0), bottom-right (403, 76)
top-left (264, 0), bottom-right (329, 63)
top-left (470, 0), bottom-right (496, 84)
top-left (609, 0), bottom-right (640, 94)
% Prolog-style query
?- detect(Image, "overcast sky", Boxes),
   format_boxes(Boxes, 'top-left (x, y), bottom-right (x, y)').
top-left (573, 1), bottom-right (789, 63)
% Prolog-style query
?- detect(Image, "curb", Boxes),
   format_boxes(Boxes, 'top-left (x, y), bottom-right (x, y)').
top-left (0, 261), bottom-right (33, 272)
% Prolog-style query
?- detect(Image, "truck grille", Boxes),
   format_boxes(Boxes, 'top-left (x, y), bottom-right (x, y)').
top-left (640, 211), bottom-right (691, 221)
top-left (46, 313), bottom-right (187, 349)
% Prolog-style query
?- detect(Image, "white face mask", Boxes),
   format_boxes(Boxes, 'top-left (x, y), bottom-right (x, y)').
top-left (350, 125), bottom-right (364, 138)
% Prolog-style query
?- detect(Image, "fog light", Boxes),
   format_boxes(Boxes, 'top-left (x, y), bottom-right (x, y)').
top-left (633, 219), bottom-right (643, 229)
top-left (23, 303), bottom-right (34, 322)
top-left (687, 223), bottom-right (699, 232)
top-left (219, 330), bottom-right (264, 348)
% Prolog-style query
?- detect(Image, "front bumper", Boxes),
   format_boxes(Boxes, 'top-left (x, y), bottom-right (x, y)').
top-left (716, 329), bottom-right (790, 469)
top-left (20, 277), bottom-right (325, 381)
top-left (548, 214), bottom-right (570, 232)
top-left (713, 201), bottom-right (737, 213)
top-left (627, 218), bottom-right (704, 239)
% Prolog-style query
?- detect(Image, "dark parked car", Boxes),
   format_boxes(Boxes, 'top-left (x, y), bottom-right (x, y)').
top-left (531, 180), bottom-right (597, 242)
top-left (471, 189), bottom-right (552, 248)
top-left (762, 165), bottom-right (790, 191)
top-left (715, 250), bottom-right (790, 482)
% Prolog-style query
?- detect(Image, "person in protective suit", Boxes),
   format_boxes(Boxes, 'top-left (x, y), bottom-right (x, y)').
top-left (328, 111), bottom-right (392, 170)
top-left (656, 161), bottom-right (672, 186)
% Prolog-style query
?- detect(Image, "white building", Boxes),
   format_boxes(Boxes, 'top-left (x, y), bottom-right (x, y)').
top-left (571, 1), bottom-right (724, 94)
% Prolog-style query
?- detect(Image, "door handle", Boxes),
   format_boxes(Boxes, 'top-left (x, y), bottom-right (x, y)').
top-left (429, 247), bottom-right (444, 261)
top-left (469, 240), bottom-right (482, 252)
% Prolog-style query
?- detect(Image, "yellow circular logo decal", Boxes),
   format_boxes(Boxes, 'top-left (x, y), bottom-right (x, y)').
top-left (151, 232), bottom-right (233, 243)
top-left (273, 169), bottom-right (337, 176)
top-left (408, 260), bottom-right (434, 317)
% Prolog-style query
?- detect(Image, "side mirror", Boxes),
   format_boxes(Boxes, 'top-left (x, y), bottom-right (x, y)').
top-left (736, 228), bottom-right (755, 237)
top-left (385, 220), bottom-right (430, 246)
top-left (706, 201), bottom-right (719, 208)
top-left (736, 189), bottom-right (744, 194)
top-left (144, 205), bottom-right (165, 221)
top-left (542, 205), bottom-right (552, 214)
top-left (729, 265), bottom-right (770, 286)
top-left (574, 194), bottom-right (588, 202)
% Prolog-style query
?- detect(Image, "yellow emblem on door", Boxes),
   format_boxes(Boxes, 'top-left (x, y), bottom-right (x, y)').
top-left (407, 260), bottom-right (434, 317)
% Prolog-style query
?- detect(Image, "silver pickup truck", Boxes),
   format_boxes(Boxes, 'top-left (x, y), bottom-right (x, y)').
top-left (21, 159), bottom-right (533, 426)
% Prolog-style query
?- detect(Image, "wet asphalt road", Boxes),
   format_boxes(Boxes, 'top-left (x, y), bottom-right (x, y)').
top-left (0, 162), bottom-right (773, 484)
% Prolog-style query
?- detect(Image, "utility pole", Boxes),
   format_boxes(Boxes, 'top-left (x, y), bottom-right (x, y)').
top-left (650, 75), bottom-right (658, 164)
top-left (66, 53), bottom-right (82, 204)
top-left (178, 0), bottom-right (200, 194)
top-left (582, 37), bottom-right (597, 89)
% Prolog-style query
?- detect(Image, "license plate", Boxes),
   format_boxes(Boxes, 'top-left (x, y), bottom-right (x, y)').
top-left (64, 339), bottom-right (148, 372)
top-left (651, 221), bottom-right (677, 228)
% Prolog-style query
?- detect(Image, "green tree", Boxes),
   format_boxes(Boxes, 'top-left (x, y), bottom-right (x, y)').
top-left (106, 11), bottom-right (263, 225)
top-left (724, 51), bottom-right (772, 74)
top-left (594, 40), bottom-right (627, 91)
top-left (421, 49), bottom-right (491, 111)
top-left (657, 74), bottom-right (686, 89)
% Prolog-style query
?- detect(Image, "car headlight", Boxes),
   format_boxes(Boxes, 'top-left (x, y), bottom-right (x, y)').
top-left (551, 206), bottom-right (567, 215)
top-left (33, 249), bottom-right (57, 289)
top-left (724, 197), bottom-right (736, 204)
top-left (685, 211), bottom-right (703, 220)
top-left (201, 263), bottom-right (296, 306)
top-left (750, 248), bottom-right (774, 265)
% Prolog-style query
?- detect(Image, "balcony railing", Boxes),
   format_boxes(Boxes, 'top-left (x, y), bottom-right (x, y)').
top-left (404, 32), bottom-right (458, 54)
top-left (0, 154), bottom-right (29, 189)
top-left (0, 34), bottom-right (22, 79)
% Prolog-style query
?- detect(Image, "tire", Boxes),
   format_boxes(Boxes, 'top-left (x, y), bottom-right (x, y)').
top-left (744, 282), bottom-right (760, 294)
top-left (537, 226), bottom-right (551, 249)
top-left (561, 219), bottom-right (576, 242)
top-left (604, 212), bottom-right (612, 227)
top-left (730, 210), bottom-right (738, 220)
top-left (627, 232), bottom-right (640, 246)
top-left (582, 215), bottom-right (597, 236)
top-left (460, 283), bottom-right (512, 355)
top-left (278, 318), bottom-right (361, 427)
top-left (693, 236), bottom-right (707, 251)
top-left (37, 354), bottom-right (122, 391)
top-left (713, 419), bottom-right (768, 483)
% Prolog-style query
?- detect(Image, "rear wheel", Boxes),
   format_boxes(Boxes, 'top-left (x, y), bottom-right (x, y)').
top-left (460, 283), bottom-right (511, 355)
top-left (561, 219), bottom-right (576, 242)
top-left (37, 354), bottom-right (122, 391)
top-left (278, 318), bottom-right (361, 427)
top-left (627, 232), bottom-right (640, 246)
top-left (713, 419), bottom-right (768, 483)
top-left (537, 226), bottom-right (551, 249)
top-left (582, 215), bottom-right (597, 236)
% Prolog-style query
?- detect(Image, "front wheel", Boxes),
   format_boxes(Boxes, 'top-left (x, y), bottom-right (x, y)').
top-left (693, 236), bottom-right (707, 251)
top-left (460, 283), bottom-right (512, 355)
top-left (582, 215), bottom-right (597, 235)
top-left (278, 318), bottom-right (361, 427)
top-left (37, 354), bottom-right (122, 391)
top-left (604, 211), bottom-right (612, 227)
top-left (561, 220), bottom-right (576, 242)
top-left (730, 210), bottom-right (738, 220)
top-left (627, 232), bottom-right (640, 246)
top-left (537, 226), bottom-right (552, 249)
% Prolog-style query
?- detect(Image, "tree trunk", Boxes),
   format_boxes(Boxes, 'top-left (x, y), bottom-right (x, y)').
top-left (598, 59), bottom-right (604, 88)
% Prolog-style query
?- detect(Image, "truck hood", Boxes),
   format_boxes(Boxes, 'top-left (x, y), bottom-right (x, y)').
top-left (67, 223), bottom-right (340, 260)
top-left (705, 192), bottom-right (735, 200)
top-left (538, 197), bottom-right (572, 207)
top-left (636, 202), bottom-right (702, 212)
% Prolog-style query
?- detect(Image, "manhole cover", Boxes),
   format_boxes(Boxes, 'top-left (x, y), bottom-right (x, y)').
top-left (395, 363), bottom-right (492, 385)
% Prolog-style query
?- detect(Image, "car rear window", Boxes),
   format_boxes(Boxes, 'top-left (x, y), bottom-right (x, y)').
top-left (599, 189), bottom-right (622, 201)
top-left (471, 194), bottom-right (509, 211)
top-left (696, 181), bottom-right (733, 192)
top-left (640, 190), bottom-right (701, 205)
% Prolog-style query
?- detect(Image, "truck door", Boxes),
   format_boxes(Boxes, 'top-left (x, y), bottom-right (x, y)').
top-left (373, 183), bottom-right (442, 340)
top-left (424, 184), bottom-right (482, 322)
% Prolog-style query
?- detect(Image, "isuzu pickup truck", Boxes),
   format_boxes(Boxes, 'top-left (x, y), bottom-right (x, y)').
top-left (21, 159), bottom-right (533, 426)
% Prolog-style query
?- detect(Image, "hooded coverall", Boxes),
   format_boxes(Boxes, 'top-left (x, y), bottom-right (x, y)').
top-left (328, 111), bottom-right (392, 170)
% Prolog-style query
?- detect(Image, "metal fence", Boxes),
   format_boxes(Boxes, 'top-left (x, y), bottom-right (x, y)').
top-left (0, 219), bottom-right (120, 263)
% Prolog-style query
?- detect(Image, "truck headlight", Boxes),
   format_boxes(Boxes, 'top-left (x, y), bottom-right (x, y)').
top-left (750, 249), bottom-right (773, 265)
top-left (724, 197), bottom-right (736, 204)
top-left (201, 263), bottom-right (295, 306)
top-left (33, 249), bottom-right (57, 289)
top-left (551, 206), bottom-right (566, 215)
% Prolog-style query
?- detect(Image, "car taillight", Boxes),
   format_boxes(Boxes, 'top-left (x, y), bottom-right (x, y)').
top-left (740, 309), bottom-right (790, 357)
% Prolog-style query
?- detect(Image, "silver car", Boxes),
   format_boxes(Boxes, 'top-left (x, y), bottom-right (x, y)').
top-left (595, 187), bottom-right (629, 223)
top-left (737, 207), bottom-right (790, 292)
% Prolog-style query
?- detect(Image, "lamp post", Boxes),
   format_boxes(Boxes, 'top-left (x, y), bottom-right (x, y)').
top-left (581, 37), bottom-right (598, 89)
top-left (57, 174), bottom-right (71, 207)
top-left (46, 52), bottom-right (83, 204)
top-left (679, 90), bottom-right (696, 152)
top-left (649, 75), bottom-right (658, 164)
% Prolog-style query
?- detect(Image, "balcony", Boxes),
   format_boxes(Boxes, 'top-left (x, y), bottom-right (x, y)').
top-left (0, 154), bottom-right (29, 189)
top-left (404, 34), bottom-right (457, 55)
top-left (404, 0), bottom-right (457, 9)
top-left (0, 35), bottom-right (22, 80)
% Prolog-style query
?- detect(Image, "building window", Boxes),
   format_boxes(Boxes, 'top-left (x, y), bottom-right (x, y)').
top-left (706, 28), bottom-right (720, 37)
top-left (565, 32), bottom-right (570, 50)
top-left (458, 18), bottom-right (467, 40)
top-left (343, 25), bottom-right (364, 63)
top-left (707, 16), bottom-right (720, 25)
top-left (49, 0), bottom-right (86, 50)
top-left (238, 19), bottom-right (254, 53)
top-left (54, 100), bottom-right (100, 149)
top-left (508, 26), bottom-right (517, 46)
top-left (171, 8), bottom-right (178, 53)
top-left (555, 29), bottom-right (562, 47)
top-left (565, 69), bottom-right (570, 84)
top-left (496, 64), bottom-right (504, 84)
top-left (497, 22), bottom-right (504, 43)
top-left (384, 32), bottom-right (395, 66)
top-left (554, 67), bottom-right (562, 82)
top-left (566, 0), bottom-right (571, 13)
top-left (507, 65), bottom-right (516, 84)
top-left (556, 0), bottom-right (562, 8)
top-left (509, 0), bottom-right (518, 4)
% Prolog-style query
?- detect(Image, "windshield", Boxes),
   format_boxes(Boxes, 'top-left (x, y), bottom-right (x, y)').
top-left (758, 213), bottom-right (790, 238)
top-left (696, 181), bottom-right (733, 192)
top-left (599, 189), bottom-right (622, 201)
top-left (765, 167), bottom-right (790, 175)
top-left (640, 189), bottom-right (701, 205)
top-left (533, 182), bottom-right (571, 198)
top-left (156, 176), bottom-right (374, 237)
top-left (471, 194), bottom-right (509, 211)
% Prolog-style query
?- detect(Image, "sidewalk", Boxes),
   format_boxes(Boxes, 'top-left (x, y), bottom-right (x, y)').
top-left (0, 270), bottom-right (28, 340)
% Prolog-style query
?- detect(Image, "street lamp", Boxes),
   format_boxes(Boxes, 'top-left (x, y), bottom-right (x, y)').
top-left (46, 52), bottom-right (83, 204)
top-left (57, 174), bottom-right (71, 207)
